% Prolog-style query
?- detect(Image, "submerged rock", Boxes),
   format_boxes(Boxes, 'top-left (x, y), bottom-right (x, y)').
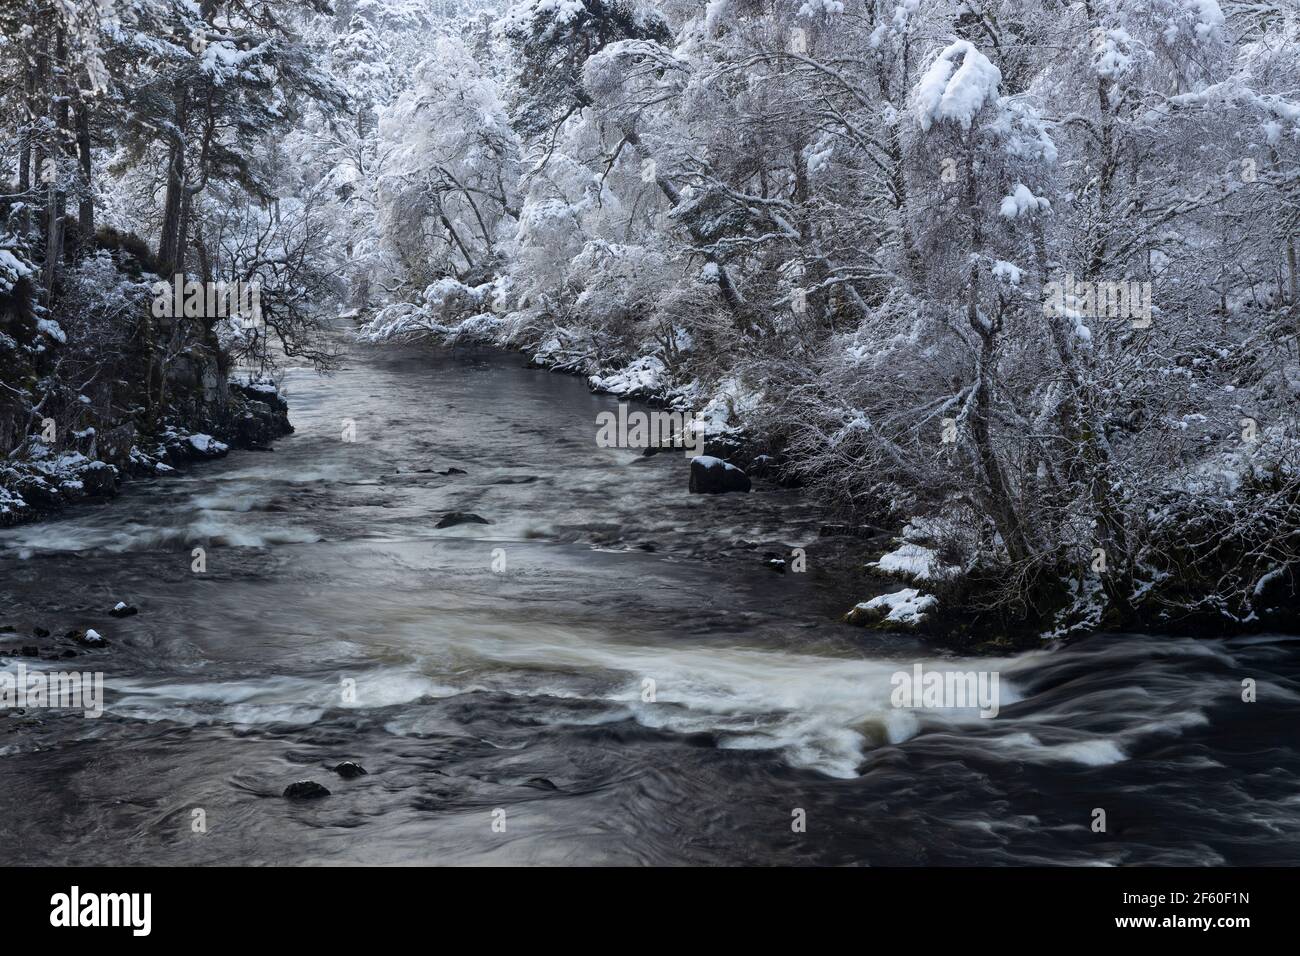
top-left (436, 511), bottom-right (491, 528)
top-left (689, 455), bottom-right (751, 494)
top-left (283, 781), bottom-right (331, 800)
top-left (333, 761), bottom-right (368, 779)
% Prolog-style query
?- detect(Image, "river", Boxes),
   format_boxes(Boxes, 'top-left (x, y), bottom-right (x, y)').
top-left (1, 342), bottom-right (1297, 865)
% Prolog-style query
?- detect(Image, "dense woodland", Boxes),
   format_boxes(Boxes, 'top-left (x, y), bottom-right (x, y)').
top-left (1, 0), bottom-right (1298, 638)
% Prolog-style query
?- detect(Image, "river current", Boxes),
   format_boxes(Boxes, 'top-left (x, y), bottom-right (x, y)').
top-left (1, 343), bottom-right (1297, 865)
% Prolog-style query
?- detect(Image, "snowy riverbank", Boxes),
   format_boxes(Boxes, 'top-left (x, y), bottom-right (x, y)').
top-left (0, 382), bottom-right (292, 529)
top-left (353, 309), bottom-right (1300, 649)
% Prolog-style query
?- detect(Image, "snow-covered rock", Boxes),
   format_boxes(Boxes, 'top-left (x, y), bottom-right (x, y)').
top-left (76, 628), bottom-right (108, 647)
top-left (689, 455), bottom-right (752, 494)
top-left (588, 356), bottom-right (667, 399)
top-left (186, 434), bottom-right (230, 459)
top-left (845, 588), bottom-right (938, 628)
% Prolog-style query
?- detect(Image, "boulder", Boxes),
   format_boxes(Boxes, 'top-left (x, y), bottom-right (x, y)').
top-left (436, 512), bottom-right (491, 529)
top-left (77, 461), bottom-right (119, 498)
top-left (283, 781), bottom-right (331, 800)
top-left (12, 473), bottom-right (61, 510)
top-left (227, 384), bottom-right (293, 449)
top-left (74, 628), bottom-right (108, 647)
top-left (160, 430), bottom-right (228, 465)
top-left (333, 761), bottom-right (368, 779)
top-left (688, 456), bottom-right (751, 494)
top-left (229, 382), bottom-right (289, 416)
top-left (184, 433), bottom-right (230, 460)
top-left (844, 588), bottom-right (937, 629)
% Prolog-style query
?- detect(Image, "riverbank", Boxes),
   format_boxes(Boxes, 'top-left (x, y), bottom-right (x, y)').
top-left (1, 247), bottom-right (296, 530)
top-left (0, 382), bottom-right (293, 529)
top-left (352, 313), bottom-right (1299, 650)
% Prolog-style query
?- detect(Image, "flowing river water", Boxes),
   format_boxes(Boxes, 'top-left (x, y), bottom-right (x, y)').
top-left (1, 342), bottom-right (1298, 865)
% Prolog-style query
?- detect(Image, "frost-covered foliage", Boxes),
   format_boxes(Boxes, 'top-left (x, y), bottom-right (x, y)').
top-left (345, 0), bottom-right (1300, 633)
top-left (358, 276), bottom-right (504, 343)
top-left (0, 0), bottom-right (326, 521)
top-left (6, 0), bottom-right (1297, 631)
top-left (372, 35), bottom-right (520, 289)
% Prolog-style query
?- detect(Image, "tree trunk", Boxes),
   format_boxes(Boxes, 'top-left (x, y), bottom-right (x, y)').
top-left (17, 41), bottom-right (36, 238)
top-left (42, 177), bottom-right (62, 305)
top-left (41, 27), bottom-right (68, 303)
top-left (157, 83), bottom-right (189, 274)
top-left (1287, 234), bottom-right (1297, 308)
top-left (617, 124), bottom-right (749, 326)
top-left (177, 184), bottom-right (192, 276)
top-left (962, 144), bottom-right (1028, 565)
top-left (75, 95), bottom-right (93, 244)
top-left (55, 27), bottom-right (70, 263)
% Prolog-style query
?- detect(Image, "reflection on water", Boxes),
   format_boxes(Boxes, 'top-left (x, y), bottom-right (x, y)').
top-left (1, 345), bottom-right (1297, 865)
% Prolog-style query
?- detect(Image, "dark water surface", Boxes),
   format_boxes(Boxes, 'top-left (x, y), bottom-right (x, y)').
top-left (2, 344), bottom-right (1297, 865)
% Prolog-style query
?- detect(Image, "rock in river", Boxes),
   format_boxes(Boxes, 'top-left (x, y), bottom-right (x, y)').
top-left (283, 781), bottom-right (331, 800)
top-left (688, 455), bottom-right (752, 494)
top-left (436, 512), bottom-right (491, 528)
top-left (71, 628), bottom-right (108, 647)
